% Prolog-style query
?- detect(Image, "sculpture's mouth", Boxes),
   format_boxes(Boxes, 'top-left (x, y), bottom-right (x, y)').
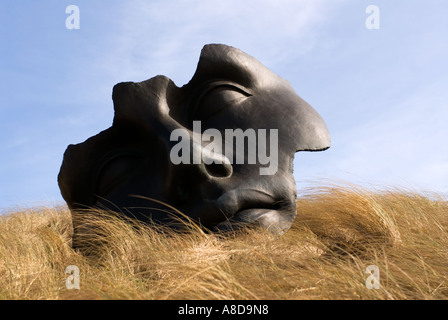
top-left (208, 190), bottom-right (296, 234)
top-left (213, 208), bottom-right (294, 234)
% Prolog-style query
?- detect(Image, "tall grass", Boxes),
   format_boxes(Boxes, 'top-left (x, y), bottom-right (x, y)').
top-left (0, 184), bottom-right (447, 300)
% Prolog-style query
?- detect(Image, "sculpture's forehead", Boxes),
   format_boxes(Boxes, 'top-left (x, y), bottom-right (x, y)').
top-left (181, 44), bottom-right (330, 152)
top-left (111, 44), bottom-right (330, 153)
top-left (183, 44), bottom-right (288, 91)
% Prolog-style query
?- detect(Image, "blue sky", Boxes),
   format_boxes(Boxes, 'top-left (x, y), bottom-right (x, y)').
top-left (1, 0), bottom-right (447, 210)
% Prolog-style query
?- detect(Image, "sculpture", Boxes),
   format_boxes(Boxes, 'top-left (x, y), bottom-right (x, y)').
top-left (58, 44), bottom-right (330, 241)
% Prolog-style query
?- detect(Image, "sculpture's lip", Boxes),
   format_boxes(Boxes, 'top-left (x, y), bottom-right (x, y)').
top-left (233, 208), bottom-right (279, 224)
top-left (191, 188), bottom-right (291, 231)
top-left (213, 208), bottom-right (289, 234)
top-left (215, 188), bottom-right (279, 214)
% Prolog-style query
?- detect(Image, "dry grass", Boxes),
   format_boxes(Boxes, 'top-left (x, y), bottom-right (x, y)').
top-left (1, 183), bottom-right (447, 300)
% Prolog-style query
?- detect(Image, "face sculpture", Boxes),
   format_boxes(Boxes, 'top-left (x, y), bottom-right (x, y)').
top-left (58, 44), bottom-right (330, 241)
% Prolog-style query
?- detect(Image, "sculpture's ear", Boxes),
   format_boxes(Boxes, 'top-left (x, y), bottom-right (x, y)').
top-left (58, 127), bottom-right (119, 209)
top-left (58, 143), bottom-right (92, 209)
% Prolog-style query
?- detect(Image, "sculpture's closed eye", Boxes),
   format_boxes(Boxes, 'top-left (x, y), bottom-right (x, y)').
top-left (193, 82), bottom-right (252, 122)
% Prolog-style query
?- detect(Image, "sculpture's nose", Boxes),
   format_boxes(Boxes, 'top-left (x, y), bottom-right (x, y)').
top-left (203, 161), bottom-right (233, 178)
top-left (168, 133), bottom-right (233, 181)
top-left (164, 131), bottom-right (233, 207)
top-left (193, 139), bottom-right (233, 179)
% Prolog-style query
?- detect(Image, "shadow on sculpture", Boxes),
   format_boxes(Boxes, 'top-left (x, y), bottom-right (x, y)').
top-left (58, 44), bottom-right (330, 248)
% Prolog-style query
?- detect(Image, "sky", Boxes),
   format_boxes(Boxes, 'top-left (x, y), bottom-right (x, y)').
top-left (1, 0), bottom-right (447, 210)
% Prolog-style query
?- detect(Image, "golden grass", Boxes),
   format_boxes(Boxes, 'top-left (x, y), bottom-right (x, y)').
top-left (1, 184), bottom-right (447, 300)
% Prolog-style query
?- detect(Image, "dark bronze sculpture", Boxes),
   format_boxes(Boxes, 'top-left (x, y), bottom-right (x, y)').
top-left (58, 44), bottom-right (330, 241)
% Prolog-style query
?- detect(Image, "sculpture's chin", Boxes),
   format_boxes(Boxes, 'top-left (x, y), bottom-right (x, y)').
top-left (213, 208), bottom-right (295, 235)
